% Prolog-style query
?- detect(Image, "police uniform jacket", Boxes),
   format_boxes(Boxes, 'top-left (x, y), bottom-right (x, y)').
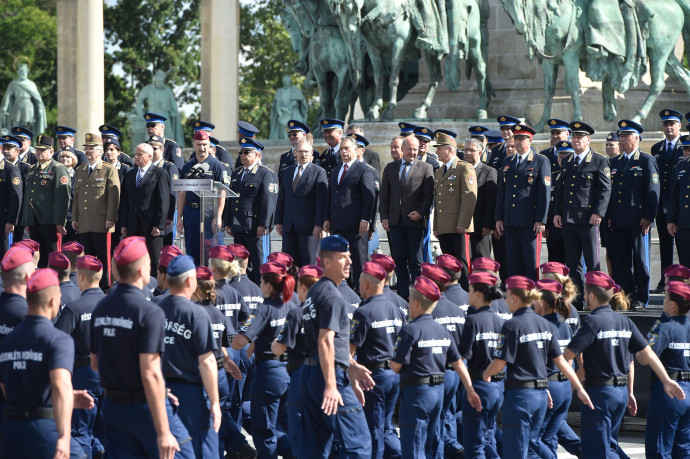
top-left (19, 150), bottom-right (37, 165)
top-left (0, 160), bottom-right (22, 226)
top-left (326, 160), bottom-right (377, 232)
top-left (606, 150), bottom-right (660, 228)
top-left (8, 160), bottom-right (29, 226)
top-left (163, 138), bottom-right (185, 170)
top-left (276, 306), bottom-right (306, 363)
top-left (554, 149), bottom-right (611, 224)
top-left (199, 301), bottom-right (231, 360)
top-left (547, 170), bottom-right (563, 239)
top-left (489, 143), bottom-right (507, 170)
top-left (495, 151), bottom-right (551, 227)
top-left (21, 159), bottom-right (71, 226)
top-left (120, 164), bottom-right (170, 234)
top-left (539, 146), bottom-right (560, 172)
top-left (72, 160), bottom-right (120, 233)
top-left (275, 162), bottom-right (327, 233)
top-left (278, 149), bottom-right (295, 184)
top-left (433, 157), bottom-right (477, 234)
top-left (225, 162), bottom-right (278, 234)
top-left (648, 315), bottom-right (690, 374)
top-left (479, 148), bottom-right (492, 166)
top-left (215, 146), bottom-right (234, 168)
top-left (380, 159), bottom-right (434, 229)
top-left (651, 139), bottom-right (683, 214)
top-left (117, 153), bottom-right (134, 167)
top-left (54, 288), bottom-right (106, 363)
top-left (668, 157), bottom-right (690, 228)
top-left (473, 161), bottom-right (497, 232)
top-left (318, 145), bottom-right (342, 180)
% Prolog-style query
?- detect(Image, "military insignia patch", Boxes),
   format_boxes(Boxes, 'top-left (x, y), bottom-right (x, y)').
top-left (322, 120), bottom-right (328, 125)
top-left (621, 121), bottom-right (627, 127)
top-left (289, 122), bottom-right (294, 127)
top-left (11, 177), bottom-right (20, 186)
top-left (41, 180), bottom-right (46, 186)
top-left (648, 333), bottom-right (657, 346)
top-left (176, 147), bottom-right (181, 157)
top-left (350, 319), bottom-right (359, 335)
top-left (573, 123), bottom-right (581, 128)
top-left (145, 115), bottom-right (151, 120)
top-left (500, 116), bottom-right (506, 121)
top-left (496, 334), bottom-right (504, 349)
top-left (544, 176), bottom-right (551, 186)
top-left (422, 128), bottom-right (428, 134)
top-left (665, 111), bottom-right (670, 116)
top-left (60, 176), bottom-right (68, 185)
top-left (374, 180), bottom-right (380, 190)
top-left (515, 126), bottom-right (522, 131)
top-left (173, 174), bottom-right (179, 180)
top-left (468, 175), bottom-right (474, 185)
top-left (604, 167), bottom-right (610, 178)
top-left (652, 174), bottom-right (659, 184)
top-left (528, 177), bottom-right (534, 185)
top-left (268, 183), bottom-right (279, 193)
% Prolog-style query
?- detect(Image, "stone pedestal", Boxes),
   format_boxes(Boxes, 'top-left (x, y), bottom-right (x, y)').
top-left (201, 0), bottom-right (240, 141)
top-left (56, 0), bottom-right (104, 137)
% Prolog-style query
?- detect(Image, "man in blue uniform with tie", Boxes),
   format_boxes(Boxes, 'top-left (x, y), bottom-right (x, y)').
top-left (0, 135), bottom-right (22, 258)
top-left (667, 135), bottom-right (690, 266)
top-left (539, 119), bottom-right (570, 172)
top-left (317, 118), bottom-right (344, 179)
top-left (489, 115), bottom-right (520, 169)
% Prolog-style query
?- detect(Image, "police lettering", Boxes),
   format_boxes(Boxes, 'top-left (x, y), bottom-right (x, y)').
top-left (596, 330), bottom-right (633, 339)
top-left (371, 319), bottom-right (403, 329)
top-left (94, 316), bottom-right (134, 329)
top-left (81, 313), bottom-right (92, 322)
top-left (519, 331), bottom-right (553, 343)
top-left (270, 318), bottom-right (286, 328)
top-left (217, 302), bottom-right (241, 317)
top-left (165, 320), bottom-right (193, 339)
top-left (417, 338), bottom-right (451, 348)
top-left (0, 349), bottom-right (44, 362)
top-left (0, 324), bottom-right (14, 335)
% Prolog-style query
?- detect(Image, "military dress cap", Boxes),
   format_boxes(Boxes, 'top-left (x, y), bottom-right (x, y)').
top-left (496, 115), bottom-right (521, 126)
top-left (468, 126), bottom-right (488, 137)
top-left (617, 119), bottom-right (644, 135)
top-left (433, 132), bottom-right (457, 148)
top-left (412, 276), bottom-right (441, 301)
top-left (227, 244), bottom-right (250, 259)
top-left (660, 109), bottom-right (683, 123)
top-left (147, 135), bottom-right (165, 146)
top-left (143, 113), bottom-right (167, 125)
top-left (209, 245), bottom-right (235, 262)
top-left (606, 131), bottom-right (620, 142)
top-left (239, 137), bottom-right (264, 151)
top-left (663, 264), bottom-right (690, 279)
top-left (540, 261), bottom-right (570, 275)
top-left (536, 279), bottom-right (563, 294)
top-left (1, 135), bottom-right (21, 149)
top-left (667, 281), bottom-right (690, 300)
top-left (436, 128), bottom-right (459, 138)
top-left (11, 126), bottom-right (33, 140)
top-left (114, 236), bottom-right (148, 266)
top-left (208, 136), bottom-right (219, 148)
top-left (196, 266), bottom-right (213, 281)
top-left (421, 263), bottom-right (451, 284)
top-left (413, 126), bottom-right (433, 142)
top-left (679, 135), bottom-right (690, 148)
top-left (98, 125), bottom-right (123, 139)
top-left (348, 133), bottom-right (369, 148)
top-left (505, 275), bottom-right (536, 290)
top-left (320, 234), bottom-right (349, 252)
top-left (569, 121), bottom-right (595, 136)
top-left (83, 133), bottom-right (103, 147)
top-left (260, 261), bottom-right (287, 276)
top-left (48, 251), bottom-right (70, 270)
top-left (167, 255), bottom-right (195, 276)
top-left (55, 126), bottom-right (77, 137)
top-left (35, 135), bottom-right (54, 149)
top-left (298, 264), bottom-right (323, 278)
top-left (371, 253), bottom-right (396, 273)
top-left (159, 245), bottom-right (184, 268)
top-left (320, 118), bottom-right (345, 130)
top-left (556, 141), bottom-right (574, 155)
top-left (485, 129), bottom-right (503, 144)
top-left (238, 121), bottom-right (259, 137)
top-left (0, 246), bottom-right (34, 271)
top-left (104, 138), bottom-right (121, 149)
top-left (547, 119), bottom-right (570, 131)
top-left (193, 130), bottom-right (210, 141)
top-left (362, 261), bottom-right (386, 281)
top-left (193, 120), bottom-right (215, 132)
top-left (436, 254), bottom-right (463, 272)
top-left (511, 124), bottom-right (536, 137)
top-left (16, 239), bottom-right (40, 253)
top-left (287, 120), bottom-right (310, 134)
top-left (77, 255), bottom-right (103, 272)
top-left (584, 270), bottom-right (620, 293)
top-left (398, 122), bottom-right (418, 135)
top-left (27, 268), bottom-right (59, 294)
top-left (268, 252), bottom-right (294, 267)
top-left (471, 257), bottom-right (500, 272)
top-left (468, 272), bottom-right (498, 286)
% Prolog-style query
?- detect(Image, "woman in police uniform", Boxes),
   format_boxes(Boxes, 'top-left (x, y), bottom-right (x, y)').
top-left (539, 262), bottom-right (580, 332)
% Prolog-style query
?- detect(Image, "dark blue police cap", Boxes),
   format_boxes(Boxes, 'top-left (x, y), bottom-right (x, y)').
top-left (435, 128), bottom-right (458, 138)
top-left (104, 138), bottom-right (121, 149)
top-left (55, 126), bottom-right (76, 137)
top-left (320, 234), bottom-right (349, 252)
top-left (167, 255), bottom-right (196, 277)
top-left (413, 126), bottom-right (433, 142)
top-left (547, 119), bottom-right (570, 131)
top-left (237, 121), bottom-right (259, 137)
top-left (320, 118), bottom-right (345, 130)
top-left (496, 115), bottom-right (521, 127)
top-left (287, 120), bottom-right (310, 134)
top-left (485, 129), bottom-right (503, 143)
top-left (347, 133), bottom-right (369, 148)
top-left (680, 135), bottom-right (690, 148)
top-left (11, 126), bottom-right (33, 140)
top-left (1, 135), bottom-right (21, 149)
top-left (569, 121), bottom-right (595, 136)
top-left (239, 137), bottom-right (264, 151)
top-left (99, 124), bottom-right (123, 139)
top-left (660, 109), bottom-right (683, 123)
top-left (144, 113), bottom-right (167, 125)
top-left (618, 119), bottom-right (644, 135)
top-left (606, 131), bottom-right (620, 142)
top-left (398, 122), bottom-right (418, 135)
top-left (194, 120), bottom-right (215, 132)
top-left (209, 136), bottom-right (219, 148)
top-left (556, 141), bottom-right (574, 154)
top-left (468, 126), bottom-right (487, 137)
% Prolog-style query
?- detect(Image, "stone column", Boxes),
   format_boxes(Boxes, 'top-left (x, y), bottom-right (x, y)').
top-left (56, 0), bottom-right (104, 138)
top-left (201, 0), bottom-right (240, 141)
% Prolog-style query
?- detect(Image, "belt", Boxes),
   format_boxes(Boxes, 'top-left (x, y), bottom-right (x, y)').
top-left (548, 372), bottom-right (568, 382)
top-left (400, 374), bottom-right (445, 389)
top-left (4, 406), bottom-right (53, 420)
top-left (469, 369), bottom-right (505, 381)
top-left (652, 371), bottom-right (690, 383)
top-left (585, 376), bottom-right (628, 387)
top-left (303, 357), bottom-right (348, 371)
top-left (256, 353), bottom-right (288, 362)
top-left (286, 360), bottom-right (304, 374)
top-left (74, 358), bottom-right (91, 370)
top-left (217, 358), bottom-right (225, 370)
top-left (184, 203), bottom-right (200, 209)
top-left (363, 360), bottom-right (390, 371)
top-left (104, 389), bottom-right (147, 404)
top-left (504, 379), bottom-right (549, 390)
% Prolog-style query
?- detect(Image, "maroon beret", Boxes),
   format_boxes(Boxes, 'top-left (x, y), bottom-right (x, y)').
top-left (667, 281), bottom-right (690, 300)
top-left (159, 245), bottom-right (184, 268)
top-left (468, 272), bottom-right (498, 286)
top-left (27, 268), bottom-right (59, 294)
top-left (48, 251), bottom-right (70, 270)
top-left (1, 246), bottom-right (34, 271)
top-left (298, 265), bottom-right (323, 278)
top-left (77, 255), bottom-right (103, 272)
top-left (471, 257), bottom-right (500, 272)
top-left (421, 263), bottom-right (451, 284)
top-left (584, 271), bottom-right (620, 293)
top-left (268, 252), bottom-right (294, 268)
top-left (663, 264), bottom-right (690, 279)
top-left (412, 276), bottom-right (441, 302)
top-left (15, 239), bottom-right (39, 254)
top-left (540, 262), bottom-right (570, 276)
top-left (196, 266), bottom-right (213, 281)
top-left (114, 236), bottom-right (148, 266)
top-left (536, 279), bottom-right (563, 294)
top-left (193, 130), bottom-right (210, 141)
top-left (371, 253), bottom-right (395, 273)
top-left (62, 241), bottom-right (85, 254)
top-left (505, 275), bottom-right (536, 291)
top-left (361, 262), bottom-right (386, 281)
top-left (436, 254), bottom-right (463, 272)
top-left (210, 245), bottom-right (235, 262)
top-left (260, 261), bottom-right (287, 277)
top-left (227, 244), bottom-right (250, 260)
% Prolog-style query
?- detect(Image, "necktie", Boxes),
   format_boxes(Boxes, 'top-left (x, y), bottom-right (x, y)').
top-left (623, 155), bottom-right (629, 166)
top-left (339, 164), bottom-right (348, 185)
top-left (136, 168), bottom-right (144, 187)
top-left (576, 156), bottom-right (582, 166)
top-left (400, 162), bottom-right (410, 184)
top-left (88, 166), bottom-right (93, 177)
top-left (241, 167), bottom-right (248, 182)
top-left (668, 141), bottom-right (673, 152)
top-left (517, 156), bottom-right (522, 167)
top-left (443, 164), bottom-right (448, 175)
top-left (293, 165), bottom-right (303, 192)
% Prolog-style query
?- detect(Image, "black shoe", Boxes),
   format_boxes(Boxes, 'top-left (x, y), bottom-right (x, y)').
top-left (650, 285), bottom-right (665, 294)
top-left (229, 442), bottom-right (258, 459)
top-left (630, 301), bottom-right (646, 311)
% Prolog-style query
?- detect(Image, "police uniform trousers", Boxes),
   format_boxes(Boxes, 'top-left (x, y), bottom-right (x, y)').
top-left (100, 394), bottom-right (194, 457)
top-left (562, 224), bottom-right (601, 296)
top-left (335, 230), bottom-right (369, 291)
top-left (225, 345), bottom-right (252, 452)
top-left (1, 417), bottom-right (85, 459)
top-left (12, 225), bottom-right (25, 246)
top-left (362, 368), bottom-right (402, 459)
top-left (216, 368), bottom-right (231, 459)
top-left (492, 235), bottom-right (508, 282)
top-left (610, 228), bottom-right (650, 304)
top-left (79, 232), bottom-right (111, 290)
top-left (389, 222), bottom-right (424, 300)
top-left (442, 368), bottom-right (462, 454)
top-left (281, 230), bottom-right (318, 268)
top-left (470, 232), bottom-right (493, 260)
top-left (502, 387), bottom-right (548, 459)
top-left (504, 227), bottom-right (539, 281)
top-left (72, 365), bottom-right (104, 458)
top-left (676, 228), bottom-right (690, 268)
top-left (249, 359), bottom-right (291, 459)
top-left (286, 364), bottom-right (305, 459)
top-left (166, 380), bottom-right (219, 459)
top-left (545, 232), bottom-right (566, 264)
top-left (580, 384), bottom-right (628, 458)
top-left (437, 234), bottom-right (470, 290)
top-left (655, 210), bottom-right (676, 288)
top-left (232, 232), bottom-right (264, 285)
top-left (399, 381), bottom-right (444, 459)
top-left (538, 379), bottom-right (574, 458)
top-left (29, 224), bottom-right (58, 268)
top-left (645, 379), bottom-right (690, 458)
top-left (183, 206), bottom-right (215, 267)
top-left (556, 416), bottom-right (582, 457)
top-left (462, 379), bottom-right (503, 459)
top-left (299, 364), bottom-right (372, 458)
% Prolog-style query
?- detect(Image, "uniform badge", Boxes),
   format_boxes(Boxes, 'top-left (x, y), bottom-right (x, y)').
top-left (503, 165), bottom-right (509, 172)
top-left (448, 187), bottom-right (455, 193)
top-left (11, 177), bottom-right (20, 186)
top-left (467, 175), bottom-right (474, 185)
top-left (544, 176), bottom-right (551, 186)
top-left (41, 180), bottom-right (46, 186)
top-left (60, 176), bottom-right (69, 185)
top-left (350, 319), bottom-right (360, 335)
top-left (648, 333), bottom-right (657, 346)
top-left (374, 180), bottom-right (380, 191)
top-left (268, 183), bottom-right (279, 193)
top-left (652, 173), bottom-right (659, 184)
top-left (393, 336), bottom-right (401, 350)
top-left (176, 147), bottom-right (182, 157)
top-left (449, 175), bottom-right (456, 181)
top-left (604, 167), bottom-right (611, 179)
top-left (173, 174), bottom-right (179, 180)
top-left (528, 177), bottom-right (534, 185)
top-left (496, 334), bottom-right (504, 349)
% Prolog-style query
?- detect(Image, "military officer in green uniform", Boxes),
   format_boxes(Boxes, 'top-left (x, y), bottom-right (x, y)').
top-left (21, 135), bottom-right (71, 267)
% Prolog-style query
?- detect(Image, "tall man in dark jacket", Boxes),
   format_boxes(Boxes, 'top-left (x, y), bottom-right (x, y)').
top-left (462, 137), bottom-right (497, 259)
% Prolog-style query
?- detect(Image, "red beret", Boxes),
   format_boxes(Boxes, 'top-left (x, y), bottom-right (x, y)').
top-left (159, 245), bottom-right (184, 268)
top-left (77, 255), bottom-right (103, 272)
top-left (114, 236), bottom-right (148, 266)
top-left (667, 281), bottom-right (690, 300)
top-left (412, 276), bottom-right (441, 302)
top-left (536, 279), bottom-right (563, 294)
top-left (468, 272), bottom-right (498, 286)
top-left (505, 275), bottom-right (536, 291)
top-left (471, 257), bottom-right (500, 272)
top-left (371, 253), bottom-right (395, 273)
top-left (298, 264), bottom-right (323, 278)
top-left (260, 261), bottom-right (287, 277)
top-left (436, 254), bottom-right (463, 272)
top-left (361, 262), bottom-right (386, 281)
top-left (27, 268), bottom-right (59, 294)
top-left (540, 262), bottom-right (570, 276)
top-left (421, 263), bottom-right (451, 284)
top-left (15, 239), bottom-right (39, 254)
top-left (584, 271), bottom-right (620, 293)
top-left (196, 266), bottom-right (213, 281)
top-left (209, 245), bottom-right (235, 262)
top-left (227, 244), bottom-right (249, 260)
top-left (62, 241), bottom-right (85, 254)
top-left (1, 246), bottom-right (34, 271)
top-left (48, 251), bottom-right (70, 270)
top-left (664, 264), bottom-right (690, 279)
top-left (268, 252), bottom-right (294, 268)
top-left (193, 130), bottom-right (210, 141)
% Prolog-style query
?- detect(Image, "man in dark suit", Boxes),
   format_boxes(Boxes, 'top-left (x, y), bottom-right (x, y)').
top-left (380, 135), bottom-right (434, 299)
top-left (539, 119), bottom-right (570, 172)
top-left (346, 124), bottom-right (381, 174)
top-left (275, 139), bottom-right (327, 267)
top-left (277, 120), bottom-right (309, 184)
top-left (120, 143), bottom-right (170, 276)
top-left (149, 135), bottom-right (180, 247)
top-left (324, 137), bottom-right (376, 287)
top-left (462, 137), bottom-right (497, 259)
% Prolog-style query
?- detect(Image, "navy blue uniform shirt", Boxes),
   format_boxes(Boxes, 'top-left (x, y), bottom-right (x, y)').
top-left (338, 280), bottom-right (361, 313)
top-left (383, 285), bottom-right (409, 316)
top-left (350, 294), bottom-right (405, 367)
top-left (239, 296), bottom-right (291, 357)
top-left (667, 157), bottom-right (690, 228)
top-left (59, 281), bottom-right (81, 307)
top-left (215, 279), bottom-right (250, 335)
top-left (543, 313), bottom-right (573, 376)
top-left (648, 314), bottom-right (690, 372)
top-left (276, 305), bottom-right (306, 363)
top-left (54, 287), bottom-right (106, 362)
top-left (199, 300), bottom-right (231, 360)
top-left (495, 151), bottom-right (551, 227)
top-left (432, 295), bottom-right (466, 347)
top-left (0, 292), bottom-right (28, 346)
top-left (443, 284), bottom-right (470, 310)
top-left (181, 155), bottom-right (226, 205)
top-left (229, 275), bottom-right (264, 311)
top-left (458, 305), bottom-right (505, 372)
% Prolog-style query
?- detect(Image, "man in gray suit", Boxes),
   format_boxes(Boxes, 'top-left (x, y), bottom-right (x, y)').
top-left (380, 136), bottom-right (435, 300)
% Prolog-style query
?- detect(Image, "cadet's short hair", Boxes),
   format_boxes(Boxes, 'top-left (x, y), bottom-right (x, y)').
top-left (0, 262), bottom-right (34, 288)
top-left (167, 269), bottom-right (195, 289)
top-left (27, 285), bottom-right (60, 310)
top-left (77, 267), bottom-right (102, 284)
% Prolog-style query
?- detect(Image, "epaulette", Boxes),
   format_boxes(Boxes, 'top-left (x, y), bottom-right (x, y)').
top-left (221, 162), bottom-right (230, 168)
top-left (592, 150), bottom-right (606, 156)
top-left (259, 164), bottom-right (275, 172)
top-left (165, 138), bottom-right (175, 144)
top-left (165, 160), bottom-right (175, 166)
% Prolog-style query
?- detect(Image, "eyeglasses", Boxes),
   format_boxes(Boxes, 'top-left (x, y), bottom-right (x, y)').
top-left (240, 150), bottom-right (256, 155)
top-left (288, 132), bottom-right (302, 137)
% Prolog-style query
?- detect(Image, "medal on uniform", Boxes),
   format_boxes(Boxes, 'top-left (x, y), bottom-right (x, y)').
top-left (448, 186), bottom-right (455, 193)
top-left (41, 180), bottom-right (46, 186)
top-left (527, 177), bottom-right (534, 184)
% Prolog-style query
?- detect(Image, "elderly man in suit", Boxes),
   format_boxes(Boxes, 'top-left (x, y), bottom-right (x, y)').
top-left (72, 133), bottom-right (120, 288)
top-left (120, 143), bottom-right (170, 276)
top-left (275, 139), bottom-right (327, 266)
top-left (433, 133), bottom-right (477, 289)
top-left (462, 137), bottom-right (497, 259)
top-left (380, 135), bottom-right (434, 300)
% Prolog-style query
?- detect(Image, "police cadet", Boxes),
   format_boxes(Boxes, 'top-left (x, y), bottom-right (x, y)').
top-left (90, 236), bottom-right (191, 457)
top-left (607, 119), bottom-right (660, 309)
top-left (495, 124), bottom-right (551, 280)
top-left (668, 135), bottom-right (690, 266)
top-left (437, 254), bottom-right (470, 310)
top-left (21, 135), bottom-right (71, 267)
top-left (159, 255), bottom-right (221, 458)
top-left (390, 276), bottom-right (481, 459)
top-left (489, 115), bottom-right (520, 169)
top-left (49, 251), bottom-right (81, 309)
top-left (545, 141), bottom-right (571, 263)
top-left (645, 281), bottom-right (690, 458)
top-left (0, 135), bottom-right (22, 257)
top-left (148, 135), bottom-right (180, 247)
top-left (539, 119), bottom-right (571, 172)
top-left (371, 252), bottom-right (409, 315)
top-left (98, 125), bottom-right (134, 166)
top-left (143, 112), bottom-right (184, 170)
top-left (471, 257), bottom-right (512, 319)
top-left (227, 244), bottom-right (264, 311)
top-left (53, 126), bottom-right (87, 166)
top-left (54, 255), bottom-right (106, 458)
top-left (554, 121), bottom-right (611, 300)
top-left (278, 119), bottom-right (310, 183)
top-left (563, 271), bottom-right (685, 458)
top-left (2, 134), bottom-right (30, 244)
top-left (317, 118), bottom-right (345, 179)
top-left (469, 125), bottom-right (492, 165)
top-left (0, 269), bottom-right (85, 458)
top-left (350, 261), bottom-right (405, 458)
top-left (232, 261), bottom-right (295, 458)
top-left (652, 109), bottom-right (685, 293)
top-left (458, 271), bottom-right (505, 458)
top-left (152, 245), bottom-right (183, 302)
top-left (300, 235), bottom-right (373, 457)
top-left (11, 126), bottom-right (37, 165)
top-left (484, 276), bottom-right (592, 459)
top-left (224, 139), bottom-right (278, 284)
top-left (540, 262), bottom-right (581, 333)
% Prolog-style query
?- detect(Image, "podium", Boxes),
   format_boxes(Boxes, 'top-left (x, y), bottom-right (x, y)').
top-left (172, 178), bottom-right (237, 266)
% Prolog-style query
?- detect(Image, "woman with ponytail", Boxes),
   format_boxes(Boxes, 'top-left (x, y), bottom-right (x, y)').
top-left (231, 262), bottom-right (296, 458)
top-left (267, 251), bottom-right (301, 308)
top-left (484, 276), bottom-right (593, 458)
top-left (540, 262), bottom-right (580, 334)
